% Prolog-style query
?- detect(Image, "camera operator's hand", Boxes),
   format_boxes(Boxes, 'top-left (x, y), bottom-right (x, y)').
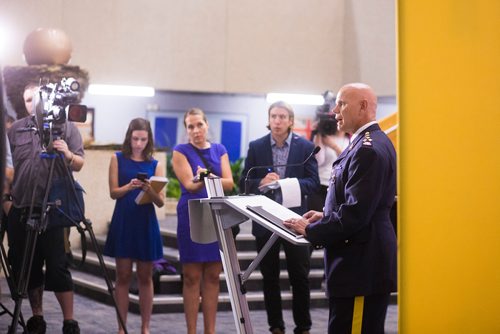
top-left (53, 139), bottom-right (84, 171)
top-left (53, 139), bottom-right (71, 158)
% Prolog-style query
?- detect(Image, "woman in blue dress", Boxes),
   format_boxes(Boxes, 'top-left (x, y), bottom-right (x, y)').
top-left (172, 108), bottom-right (234, 334)
top-left (104, 118), bottom-right (165, 334)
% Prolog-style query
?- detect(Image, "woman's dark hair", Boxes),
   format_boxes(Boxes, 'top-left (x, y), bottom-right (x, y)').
top-left (122, 118), bottom-right (154, 160)
top-left (316, 117), bottom-right (339, 136)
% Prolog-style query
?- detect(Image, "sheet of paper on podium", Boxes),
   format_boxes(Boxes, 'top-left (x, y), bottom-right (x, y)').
top-left (258, 177), bottom-right (301, 208)
top-left (222, 195), bottom-right (308, 243)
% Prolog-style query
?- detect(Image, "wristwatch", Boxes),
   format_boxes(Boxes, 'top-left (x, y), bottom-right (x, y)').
top-left (2, 194), bottom-right (13, 202)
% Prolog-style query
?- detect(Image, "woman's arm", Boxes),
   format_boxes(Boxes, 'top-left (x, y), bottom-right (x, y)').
top-left (322, 135), bottom-right (343, 156)
top-left (108, 154), bottom-right (142, 199)
top-left (313, 135), bottom-right (326, 166)
top-left (172, 151), bottom-right (205, 193)
top-left (218, 153), bottom-right (234, 191)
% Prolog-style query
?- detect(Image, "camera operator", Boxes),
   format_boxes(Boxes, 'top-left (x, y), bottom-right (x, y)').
top-left (6, 82), bottom-right (84, 334)
top-left (2, 135), bottom-right (14, 216)
top-left (309, 95), bottom-right (349, 211)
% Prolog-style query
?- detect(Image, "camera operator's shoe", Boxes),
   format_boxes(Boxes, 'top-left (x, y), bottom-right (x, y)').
top-left (26, 315), bottom-right (47, 334)
top-left (62, 319), bottom-right (80, 334)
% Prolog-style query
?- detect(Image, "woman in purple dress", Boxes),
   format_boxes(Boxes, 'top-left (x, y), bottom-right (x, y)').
top-left (172, 108), bottom-right (233, 334)
top-left (104, 118), bottom-right (165, 334)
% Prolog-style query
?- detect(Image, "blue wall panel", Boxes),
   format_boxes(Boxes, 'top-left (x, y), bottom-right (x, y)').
top-left (155, 117), bottom-right (178, 149)
top-left (220, 120), bottom-right (241, 162)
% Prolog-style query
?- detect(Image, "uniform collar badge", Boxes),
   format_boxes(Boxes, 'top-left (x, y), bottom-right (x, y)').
top-left (363, 132), bottom-right (372, 146)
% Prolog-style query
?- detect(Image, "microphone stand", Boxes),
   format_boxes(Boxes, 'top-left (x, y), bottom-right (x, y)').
top-left (243, 146), bottom-right (320, 195)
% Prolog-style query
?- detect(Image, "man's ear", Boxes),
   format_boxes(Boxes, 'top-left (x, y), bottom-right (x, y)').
top-left (360, 99), bottom-right (368, 111)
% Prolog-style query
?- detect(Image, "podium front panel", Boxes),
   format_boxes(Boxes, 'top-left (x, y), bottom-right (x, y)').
top-left (206, 195), bottom-right (310, 245)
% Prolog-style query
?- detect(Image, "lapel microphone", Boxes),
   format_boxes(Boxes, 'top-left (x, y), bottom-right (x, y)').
top-left (243, 146), bottom-right (320, 195)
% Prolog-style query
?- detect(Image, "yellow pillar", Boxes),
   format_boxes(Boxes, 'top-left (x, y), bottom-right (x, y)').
top-left (398, 1), bottom-right (500, 332)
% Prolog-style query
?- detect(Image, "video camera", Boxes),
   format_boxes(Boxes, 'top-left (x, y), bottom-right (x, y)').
top-left (313, 90), bottom-right (338, 137)
top-left (316, 90), bottom-right (336, 118)
top-left (34, 78), bottom-right (88, 150)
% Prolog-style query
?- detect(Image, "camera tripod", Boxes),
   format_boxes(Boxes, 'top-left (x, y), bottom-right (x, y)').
top-left (0, 212), bottom-right (27, 332)
top-left (6, 151), bottom-right (128, 334)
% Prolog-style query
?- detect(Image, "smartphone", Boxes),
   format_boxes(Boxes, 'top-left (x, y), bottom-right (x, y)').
top-left (137, 172), bottom-right (148, 181)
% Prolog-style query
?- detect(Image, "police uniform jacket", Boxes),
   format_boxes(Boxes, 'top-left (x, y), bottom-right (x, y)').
top-left (305, 123), bottom-right (397, 298)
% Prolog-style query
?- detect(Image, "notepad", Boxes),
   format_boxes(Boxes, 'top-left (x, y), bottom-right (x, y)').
top-left (135, 176), bottom-right (169, 205)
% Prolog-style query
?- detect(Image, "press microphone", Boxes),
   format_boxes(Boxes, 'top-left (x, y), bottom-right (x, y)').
top-left (243, 146), bottom-right (320, 195)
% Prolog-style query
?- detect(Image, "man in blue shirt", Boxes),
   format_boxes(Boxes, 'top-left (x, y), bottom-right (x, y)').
top-left (240, 101), bottom-right (320, 334)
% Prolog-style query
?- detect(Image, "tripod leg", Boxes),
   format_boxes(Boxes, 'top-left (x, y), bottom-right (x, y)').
top-left (83, 221), bottom-right (128, 334)
top-left (0, 222), bottom-right (27, 331)
top-left (9, 226), bottom-right (39, 334)
top-left (50, 155), bottom-right (128, 332)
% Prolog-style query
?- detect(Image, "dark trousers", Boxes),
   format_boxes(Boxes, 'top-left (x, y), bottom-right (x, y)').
top-left (7, 207), bottom-right (73, 292)
top-left (256, 235), bottom-right (312, 333)
top-left (328, 293), bottom-right (389, 334)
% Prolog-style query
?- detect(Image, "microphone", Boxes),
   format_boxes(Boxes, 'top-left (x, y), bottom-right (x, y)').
top-left (243, 146), bottom-right (320, 195)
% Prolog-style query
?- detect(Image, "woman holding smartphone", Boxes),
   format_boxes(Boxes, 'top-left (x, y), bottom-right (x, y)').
top-left (104, 118), bottom-right (165, 334)
top-left (172, 108), bottom-right (233, 334)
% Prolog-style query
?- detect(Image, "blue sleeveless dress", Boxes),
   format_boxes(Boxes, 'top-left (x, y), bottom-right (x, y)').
top-left (104, 152), bottom-right (163, 261)
top-left (173, 143), bottom-right (227, 263)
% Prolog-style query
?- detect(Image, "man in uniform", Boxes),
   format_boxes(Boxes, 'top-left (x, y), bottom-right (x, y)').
top-left (284, 83), bottom-right (397, 334)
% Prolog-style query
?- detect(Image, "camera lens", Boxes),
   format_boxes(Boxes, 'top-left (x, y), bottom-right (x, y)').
top-left (65, 78), bottom-right (80, 92)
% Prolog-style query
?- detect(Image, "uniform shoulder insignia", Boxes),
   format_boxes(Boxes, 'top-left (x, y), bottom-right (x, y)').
top-left (363, 132), bottom-right (373, 146)
top-left (362, 131), bottom-right (373, 146)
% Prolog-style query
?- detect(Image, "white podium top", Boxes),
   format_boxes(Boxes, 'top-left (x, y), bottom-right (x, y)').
top-left (205, 195), bottom-right (310, 245)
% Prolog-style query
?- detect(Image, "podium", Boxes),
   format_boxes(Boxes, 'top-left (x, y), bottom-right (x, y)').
top-left (188, 177), bottom-right (309, 334)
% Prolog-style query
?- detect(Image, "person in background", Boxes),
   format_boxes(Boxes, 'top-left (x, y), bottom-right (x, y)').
top-left (5, 114), bottom-right (15, 132)
top-left (308, 114), bottom-right (348, 211)
top-left (172, 108), bottom-right (233, 334)
top-left (2, 113), bottom-right (15, 212)
top-left (284, 83), bottom-right (397, 334)
top-left (239, 101), bottom-right (320, 334)
top-left (103, 118), bottom-right (165, 334)
top-left (0, 116), bottom-right (14, 299)
top-left (2, 135), bottom-right (14, 215)
top-left (3, 114), bottom-right (15, 213)
top-left (7, 83), bottom-right (84, 334)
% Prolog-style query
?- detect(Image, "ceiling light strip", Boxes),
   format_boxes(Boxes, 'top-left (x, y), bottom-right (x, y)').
top-left (266, 93), bottom-right (324, 105)
top-left (88, 84), bottom-right (155, 97)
